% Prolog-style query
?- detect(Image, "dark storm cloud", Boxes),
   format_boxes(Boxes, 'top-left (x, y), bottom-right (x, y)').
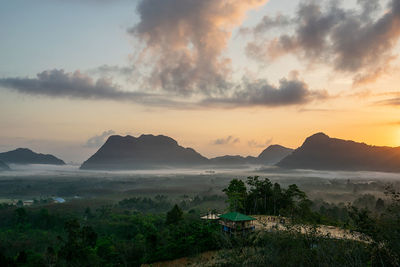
top-left (202, 78), bottom-right (328, 108)
top-left (246, 0), bottom-right (400, 84)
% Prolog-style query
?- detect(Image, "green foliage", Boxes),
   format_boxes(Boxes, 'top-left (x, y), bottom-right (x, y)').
top-left (0, 180), bottom-right (398, 266)
top-left (166, 204), bottom-right (183, 225)
top-left (223, 179), bottom-right (247, 212)
top-left (0, 203), bottom-right (222, 266)
top-left (223, 177), bottom-right (315, 222)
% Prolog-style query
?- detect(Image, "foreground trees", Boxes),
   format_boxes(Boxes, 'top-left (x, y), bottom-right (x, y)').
top-left (0, 179), bottom-right (398, 266)
top-left (223, 176), bottom-right (314, 221)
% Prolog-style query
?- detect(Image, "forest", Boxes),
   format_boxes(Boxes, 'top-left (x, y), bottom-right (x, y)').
top-left (0, 176), bottom-right (398, 266)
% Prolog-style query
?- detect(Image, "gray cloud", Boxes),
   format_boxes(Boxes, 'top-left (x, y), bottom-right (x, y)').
top-left (0, 69), bottom-right (149, 101)
top-left (239, 14), bottom-right (293, 35)
top-left (0, 68), bottom-right (327, 109)
top-left (202, 77), bottom-right (328, 108)
top-left (89, 64), bottom-right (136, 77)
top-left (85, 130), bottom-right (115, 148)
top-left (248, 138), bottom-right (273, 148)
top-left (246, 0), bottom-right (400, 84)
top-left (128, 0), bottom-right (267, 96)
top-left (213, 136), bottom-right (240, 145)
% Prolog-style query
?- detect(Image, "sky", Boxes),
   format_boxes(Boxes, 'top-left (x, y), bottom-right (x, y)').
top-left (1, 0), bottom-right (400, 163)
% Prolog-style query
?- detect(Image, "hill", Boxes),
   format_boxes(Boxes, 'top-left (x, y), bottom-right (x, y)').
top-left (257, 144), bottom-right (293, 164)
top-left (80, 134), bottom-right (209, 170)
top-left (210, 155), bottom-right (257, 165)
top-left (211, 145), bottom-right (293, 166)
top-left (277, 133), bottom-right (400, 172)
top-left (0, 160), bottom-right (10, 171)
top-left (0, 148), bottom-right (65, 165)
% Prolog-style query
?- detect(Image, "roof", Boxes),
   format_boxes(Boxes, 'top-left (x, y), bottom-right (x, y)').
top-left (200, 214), bottom-right (221, 220)
top-left (53, 197), bottom-right (66, 203)
top-left (219, 212), bottom-right (256, 222)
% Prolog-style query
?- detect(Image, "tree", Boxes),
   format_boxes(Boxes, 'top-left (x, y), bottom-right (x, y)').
top-left (166, 204), bottom-right (183, 225)
top-left (375, 198), bottom-right (385, 211)
top-left (59, 219), bottom-right (98, 265)
top-left (223, 179), bottom-right (247, 212)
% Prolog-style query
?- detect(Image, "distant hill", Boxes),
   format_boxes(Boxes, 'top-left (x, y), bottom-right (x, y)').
top-left (257, 145), bottom-right (293, 164)
top-left (0, 148), bottom-right (65, 165)
top-left (210, 145), bottom-right (293, 166)
top-left (80, 135), bottom-right (209, 170)
top-left (210, 155), bottom-right (257, 165)
top-left (0, 160), bottom-right (10, 171)
top-left (277, 133), bottom-right (400, 172)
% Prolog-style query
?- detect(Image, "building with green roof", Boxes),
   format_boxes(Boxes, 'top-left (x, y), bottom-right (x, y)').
top-left (219, 212), bottom-right (256, 233)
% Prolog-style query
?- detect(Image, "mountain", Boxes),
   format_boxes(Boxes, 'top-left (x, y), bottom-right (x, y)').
top-left (0, 148), bottom-right (65, 165)
top-left (277, 133), bottom-right (400, 172)
top-left (0, 160), bottom-right (10, 171)
top-left (210, 144), bottom-right (293, 166)
top-left (80, 135), bottom-right (209, 170)
top-left (257, 145), bottom-right (293, 164)
top-left (210, 155), bottom-right (257, 165)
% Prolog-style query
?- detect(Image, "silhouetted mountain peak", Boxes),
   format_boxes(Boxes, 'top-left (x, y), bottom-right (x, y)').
top-left (302, 132), bottom-right (330, 145)
top-left (277, 133), bottom-right (400, 172)
top-left (81, 134), bottom-right (208, 170)
top-left (257, 144), bottom-right (293, 164)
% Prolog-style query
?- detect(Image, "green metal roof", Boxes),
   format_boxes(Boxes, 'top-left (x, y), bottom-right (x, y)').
top-left (219, 212), bottom-right (256, 222)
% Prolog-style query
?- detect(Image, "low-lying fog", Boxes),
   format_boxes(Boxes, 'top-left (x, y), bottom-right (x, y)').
top-left (1, 164), bottom-right (399, 204)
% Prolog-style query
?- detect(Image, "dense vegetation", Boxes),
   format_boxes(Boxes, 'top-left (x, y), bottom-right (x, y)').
top-left (223, 177), bottom-right (314, 222)
top-left (0, 177), bottom-right (398, 266)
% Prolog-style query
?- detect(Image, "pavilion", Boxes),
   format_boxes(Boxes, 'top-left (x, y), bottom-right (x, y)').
top-left (218, 212), bottom-right (256, 234)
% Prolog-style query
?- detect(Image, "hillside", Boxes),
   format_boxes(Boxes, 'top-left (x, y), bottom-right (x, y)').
top-left (257, 144), bottom-right (293, 164)
top-left (277, 133), bottom-right (400, 172)
top-left (0, 148), bottom-right (65, 165)
top-left (0, 160), bottom-right (10, 171)
top-left (80, 134), bottom-right (209, 170)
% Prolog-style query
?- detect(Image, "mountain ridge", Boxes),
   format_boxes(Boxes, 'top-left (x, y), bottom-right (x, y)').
top-left (81, 134), bottom-right (293, 170)
top-left (0, 148), bottom-right (65, 165)
top-left (80, 134), bottom-right (209, 170)
top-left (277, 132), bottom-right (400, 172)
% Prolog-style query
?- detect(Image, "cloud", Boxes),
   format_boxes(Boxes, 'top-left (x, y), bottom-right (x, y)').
top-left (0, 69), bottom-right (189, 108)
top-left (248, 138), bottom-right (273, 148)
top-left (89, 64), bottom-right (136, 77)
top-left (0, 69), bottom-right (148, 101)
top-left (202, 76), bottom-right (328, 108)
top-left (245, 0), bottom-right (400, 85)
top-left (239, 13), bottom-right (293, 35)
top-left (213, 136), bottom-right (240, 145)
top-left (85, 130), bottom-right (115, 148)
top-left (0, 68), bottom-right (327, 109)
top-left (129, 0), bottom-right (268, 96)
top-left (377, 97), bottom-right (400, 106)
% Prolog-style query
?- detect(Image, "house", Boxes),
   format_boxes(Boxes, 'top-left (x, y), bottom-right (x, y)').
top-left (23, 200), bottom-right (34, 206)
top-left (52, 197), bottom-right (66, 203)
top-left (219, 212), bottom-right (256, 234)
top-left (200, 212), bottom-right (221, 220)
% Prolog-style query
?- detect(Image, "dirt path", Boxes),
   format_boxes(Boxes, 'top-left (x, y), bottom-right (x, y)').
top-left (252, 215), bottom-right (369, 242)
